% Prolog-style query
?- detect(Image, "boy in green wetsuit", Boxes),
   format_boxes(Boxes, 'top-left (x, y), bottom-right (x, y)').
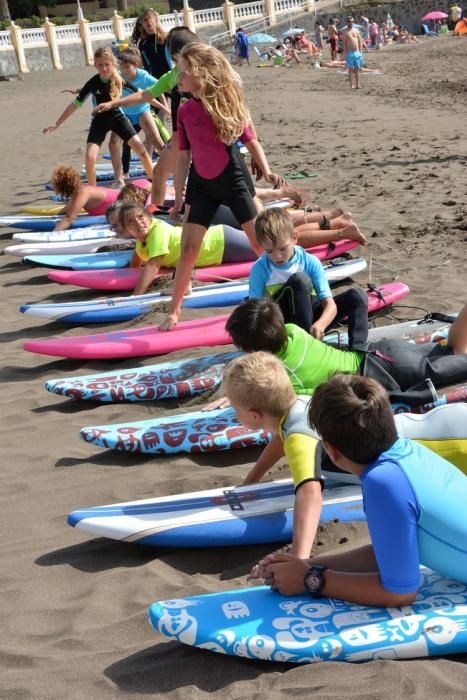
top-left (225, 297), bottom-right (467, 407)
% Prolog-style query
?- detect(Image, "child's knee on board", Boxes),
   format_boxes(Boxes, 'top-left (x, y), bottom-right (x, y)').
top-left (347, 287), bottom-right (368, 307)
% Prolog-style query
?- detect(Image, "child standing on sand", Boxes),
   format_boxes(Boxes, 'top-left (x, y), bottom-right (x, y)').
top-left (253, 372), bottom-right (467, 605)
top-left (343, 17), bottom-right (364, 89)
top-left (158, 42), bottom-right (283, 330)
top-left (43, 48), bottom-right (154, 187)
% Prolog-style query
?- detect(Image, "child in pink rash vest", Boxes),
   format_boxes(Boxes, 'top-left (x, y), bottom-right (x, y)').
top-left (158, 42), bottom-right (284, 331)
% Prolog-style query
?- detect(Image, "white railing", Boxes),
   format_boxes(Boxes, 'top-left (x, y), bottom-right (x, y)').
top-left (88, 20), bottom-right (114, 38)
top-left (210, 15), bottom-right (270, 45)
top-left (159, 13), bottom-right (178, 29)
top-left (21, 27), bottom-right (47, 46)
top-left (234, 1), bottom-right (264, 20)
top-left (122, 17), bottom-right (136, 37)
top-left (275, 0), bottom-right (306, 12)
top-left (56, 24), bottom-right (81, 42)
top-left (193, 7), bottom-right (225, 26)
top-left (0, 29), bottom-right (12, 48)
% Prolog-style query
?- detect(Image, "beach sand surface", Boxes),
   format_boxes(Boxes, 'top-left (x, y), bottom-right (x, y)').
top-left (1, 36), bottom-right (466, 698)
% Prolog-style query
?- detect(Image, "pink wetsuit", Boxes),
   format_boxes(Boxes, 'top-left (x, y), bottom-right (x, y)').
top-left (177, 98), bottom-right (254, 180)
top-left (86, 188), bottom-right (119, 216)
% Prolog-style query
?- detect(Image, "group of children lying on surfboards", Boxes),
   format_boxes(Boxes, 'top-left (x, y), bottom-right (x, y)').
top-left (40, 22), bottom-right (467, 611)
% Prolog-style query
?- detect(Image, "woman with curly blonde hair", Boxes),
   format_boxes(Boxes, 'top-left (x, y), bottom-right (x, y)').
top-left (159, 42), bottom-right (283, 330)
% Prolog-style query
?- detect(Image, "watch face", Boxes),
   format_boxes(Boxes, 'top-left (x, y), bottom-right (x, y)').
top-left (304, 571), bottom-right (321, 593)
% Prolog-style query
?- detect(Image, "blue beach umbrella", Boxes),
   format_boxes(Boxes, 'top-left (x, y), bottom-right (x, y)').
top-left (248, 32), bottom-right (277, 43)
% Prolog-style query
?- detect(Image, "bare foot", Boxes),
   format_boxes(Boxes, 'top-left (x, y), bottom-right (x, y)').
top-left (159, 313), bottom-right (179, 331)
top-left (111, 179), bottom-right (125, 189)
top-left (342, 222), bottom-right (367, 245)
top-left (327, 207), bottom-right (344, 219)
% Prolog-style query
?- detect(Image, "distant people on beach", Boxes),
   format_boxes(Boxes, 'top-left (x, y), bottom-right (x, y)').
top-left (449, 3), bottom-right (463, 29)
top-left (327, 19), bottom-right (339, 60)
top-left (369, 18), bottom-right (380, 47)
top-left (235, 28), bottom-right (250, 66)
top-left (343, 17), bottom-right (364, 89)
top-left (314, 21), bottom-right (325, 49)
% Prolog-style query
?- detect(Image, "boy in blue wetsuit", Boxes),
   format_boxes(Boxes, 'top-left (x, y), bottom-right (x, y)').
top-left (254, 373), bottom-right (467, 607)
top-left (250, 208), bottom-right (368, 349)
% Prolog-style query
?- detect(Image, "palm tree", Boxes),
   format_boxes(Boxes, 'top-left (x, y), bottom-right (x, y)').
top-left (0, 0), bottom-right (11, 21)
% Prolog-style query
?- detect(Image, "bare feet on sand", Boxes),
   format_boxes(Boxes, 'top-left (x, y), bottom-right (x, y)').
top-left (342, 222), bottom-right (367, 244)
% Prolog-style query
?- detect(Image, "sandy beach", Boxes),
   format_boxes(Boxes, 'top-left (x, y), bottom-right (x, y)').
top-left (1, 35), bottom-right (467, 698)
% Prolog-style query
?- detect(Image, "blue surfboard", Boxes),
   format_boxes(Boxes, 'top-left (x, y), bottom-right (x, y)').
top-left (24, 250), bottom-right (133, 270)
top-left (148, 569), bottom-right (467, 662)
top-left (0, 214), bottom-right (106, 231)
top-left (67, 480), bottom-right (364, 548)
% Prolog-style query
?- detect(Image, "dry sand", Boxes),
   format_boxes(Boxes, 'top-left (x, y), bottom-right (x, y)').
top-left (1, 36), bottom-right (466, 698)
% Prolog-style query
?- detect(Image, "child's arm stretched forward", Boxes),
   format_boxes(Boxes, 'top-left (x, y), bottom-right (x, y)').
top-left (133, 255), bottom-right (164, 296)
top-left (43, 102), bottom-right (78, 134)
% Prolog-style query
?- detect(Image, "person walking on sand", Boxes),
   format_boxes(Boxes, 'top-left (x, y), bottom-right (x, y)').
top-left (343, 17), bottom-right (364, 89)
top-left (327, 19), bottom-right (339, 61)
top-left (236, 28), bottom-right (250, 66)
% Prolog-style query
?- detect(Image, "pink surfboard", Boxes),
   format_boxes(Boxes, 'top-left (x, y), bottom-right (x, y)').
top-left (47, 240), bottom-right (359, 291)
top-left (23, 282), bottom-right (410, 360)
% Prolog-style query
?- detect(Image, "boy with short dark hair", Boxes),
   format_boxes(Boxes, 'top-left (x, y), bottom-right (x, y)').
top-left (250, 208), bottom-right (369, 349)
top-left (255, 373), bottom-right (467, 607)
top-left (225, 297), bottom-right (467, 406)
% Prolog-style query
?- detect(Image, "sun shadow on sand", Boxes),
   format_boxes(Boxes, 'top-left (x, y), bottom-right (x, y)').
top-left (369, 154), bottom-right (467, 168)
top-left (0, 360), bottom-right (86, 381)
top-left (55, 450), bottom-right (155, 468)
top-left (35, 538), bottom-right (158, 572)
top-left (104, 642), bottom-right (282, 693)
top-left (0, 322), bottom-right (73, 343)
top-left (3, 273), bottom-right (51, 286)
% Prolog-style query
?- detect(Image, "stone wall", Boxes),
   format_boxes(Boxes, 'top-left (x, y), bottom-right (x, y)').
top-left (0, 51), bottom-right (19, 77)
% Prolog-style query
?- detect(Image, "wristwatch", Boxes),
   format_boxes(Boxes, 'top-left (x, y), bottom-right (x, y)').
top-left (303, 565), bottom-right (328, 598)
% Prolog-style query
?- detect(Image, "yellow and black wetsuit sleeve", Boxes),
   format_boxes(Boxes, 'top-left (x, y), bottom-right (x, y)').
top-left (283, 433), bottom-right (323, 491)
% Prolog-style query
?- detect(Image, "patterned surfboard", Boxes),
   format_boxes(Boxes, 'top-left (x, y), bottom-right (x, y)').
top-left (148, 569), bottom-right (467, 663)
top-left (79, 393), bottom-right (467, 456)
